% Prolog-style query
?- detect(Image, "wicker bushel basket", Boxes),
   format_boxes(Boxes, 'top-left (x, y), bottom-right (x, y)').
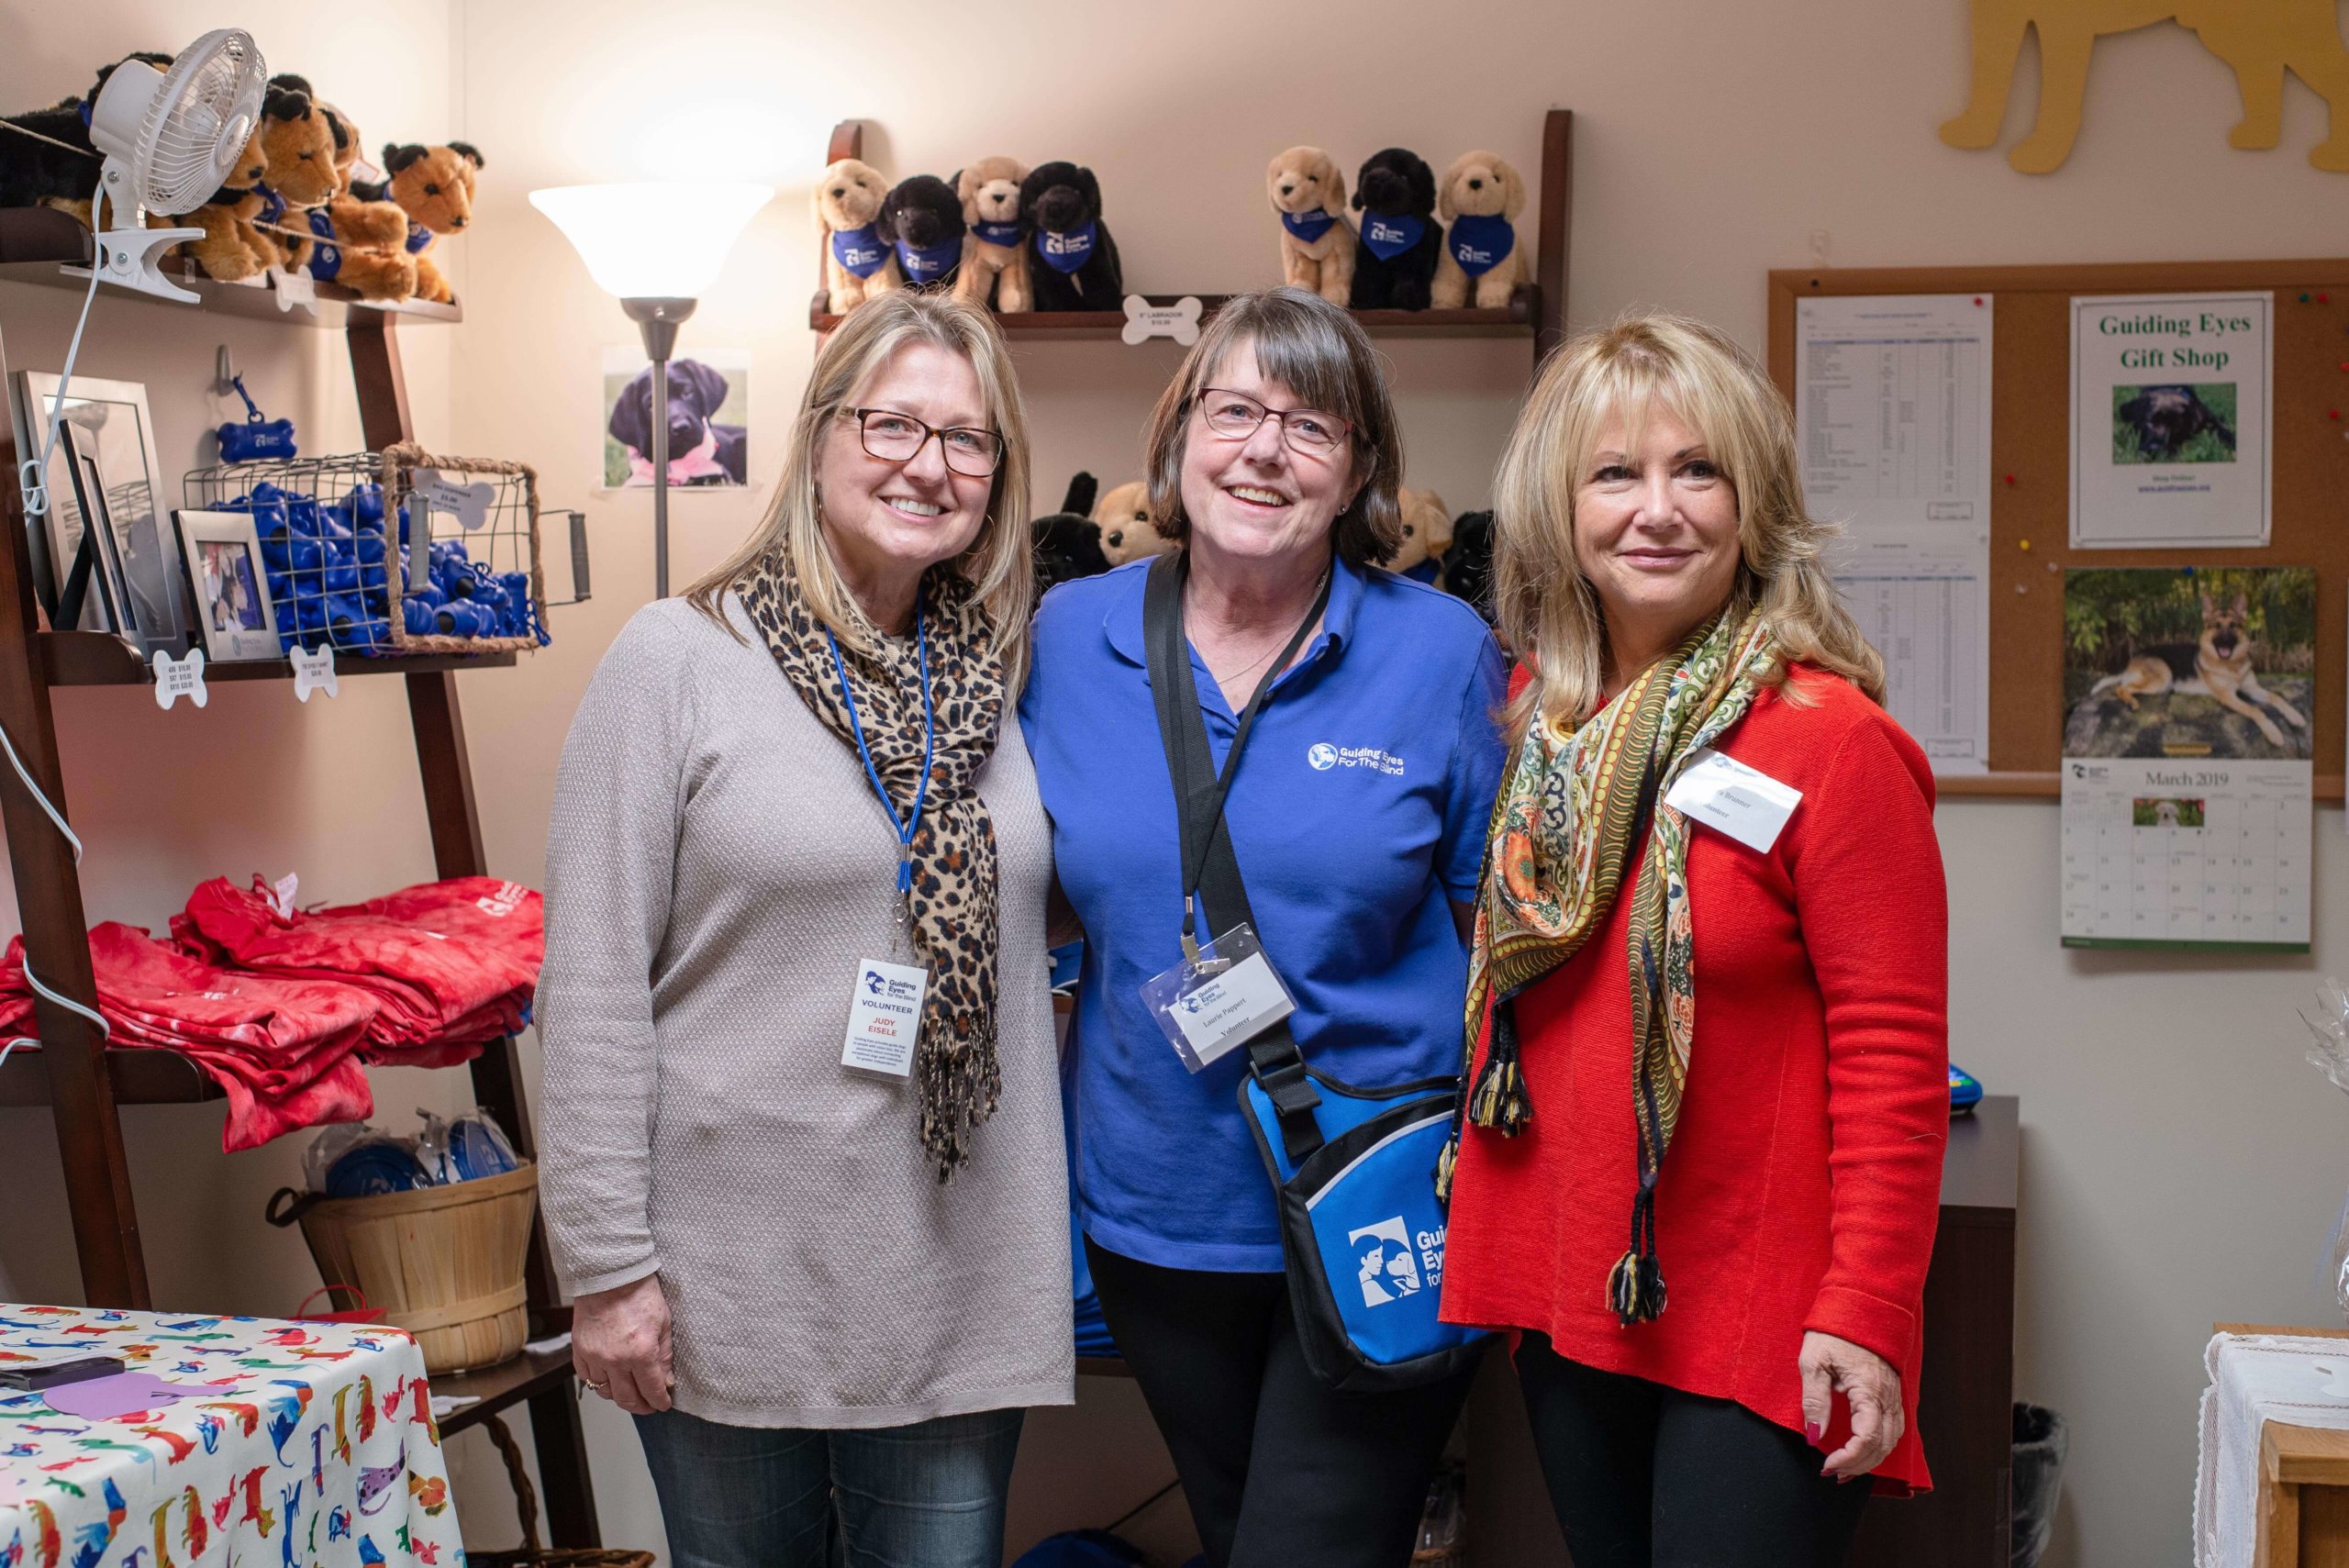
top-left (286, 1163), bottom-right (539, 1375)
top-left (469, 1414), bottom-right (655, 1568)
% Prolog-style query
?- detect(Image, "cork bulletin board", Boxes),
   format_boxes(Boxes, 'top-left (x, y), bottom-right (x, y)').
top-left (1766, 260), bottom-right (2349, 799)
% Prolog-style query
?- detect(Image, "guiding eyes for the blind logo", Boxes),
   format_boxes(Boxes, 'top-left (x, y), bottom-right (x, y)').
top-left (1307, 742), bottom-right (1405, 775)
top-left (1350, 1215), bottom-right (1447, 1307)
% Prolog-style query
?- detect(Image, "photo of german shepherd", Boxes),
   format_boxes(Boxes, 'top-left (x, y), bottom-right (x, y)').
top-left (2065, 571), bottom-right (2315, 760)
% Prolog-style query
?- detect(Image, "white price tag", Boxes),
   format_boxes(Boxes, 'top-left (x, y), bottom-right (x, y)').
top-left (150, 648), bottom-right (207, 710)
top-left (414, 470), bottom-right (495, 531)
top-left (1663, 747), bottom-right (1803, 853)
top-left (841, 959), bottom-right (929, 1077)
top-left (267, 265), bottom-right (317, 313)
top-left (268, 872), bottom-right (300, 919)
top-left (291, 643), bottom-right (339, 702)
top-left (1122, 295), bottom-right (1204, 346)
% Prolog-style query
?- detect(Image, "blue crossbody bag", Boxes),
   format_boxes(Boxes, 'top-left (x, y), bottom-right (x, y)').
top-left (1143, 554), bottom-right (1487, 1393)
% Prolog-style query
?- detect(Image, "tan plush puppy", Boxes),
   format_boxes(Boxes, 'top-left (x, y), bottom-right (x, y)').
top-left (1266, 147), bottom-right (1353, 306)
top-left (952, 157), bottom-right (1030, 313)
top-left (1091, 481), bottom-right (1177, 566)
top-left (1390, 487), bottom-right (1455, 578)
top-left (816, 158), bottom-right (900, 315)
top-left (1430, 150), bottom-right (1529, 309)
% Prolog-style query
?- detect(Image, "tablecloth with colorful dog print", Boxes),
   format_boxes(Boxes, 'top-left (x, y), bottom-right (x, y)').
top-left (0, 1304), bottom-right (462, 1568)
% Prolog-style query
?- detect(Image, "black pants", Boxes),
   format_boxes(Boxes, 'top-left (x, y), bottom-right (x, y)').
top-left (1514, 1333), bottom-right (1871, 1568)
top-left (1085, 1239), bottom-right (1479, 1568)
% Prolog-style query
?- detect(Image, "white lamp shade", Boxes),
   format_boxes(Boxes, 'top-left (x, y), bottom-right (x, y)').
top-left (529, 182), bottom-right (773, 299)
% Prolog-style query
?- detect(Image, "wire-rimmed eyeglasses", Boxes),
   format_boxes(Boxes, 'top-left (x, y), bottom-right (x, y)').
top-left (1195, 387), bottom-right (1353, 457)
top-left (848, 407), bottom-right (1007, 477)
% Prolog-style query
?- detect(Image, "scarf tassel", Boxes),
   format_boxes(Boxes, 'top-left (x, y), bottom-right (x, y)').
top-left (1606, 1172), bottom-right (1667, 1327)
top-left (1465, 995), bottom-right (1534, 1136)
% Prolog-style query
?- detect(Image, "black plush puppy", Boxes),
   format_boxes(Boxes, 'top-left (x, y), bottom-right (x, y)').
top-left (1349, 149), bottom-right (1442, 311)
top-left (608, 359), bottom-right (747, 486)
top-left (1020, 161), bottom-right (1123, 311)
top-left (875, 174), bottom-right (964, 294)
top-left (1443, 510), bottom-right (1497, 624)
top-left (1032, 473), bottom-right (1109, 594)
top-left (0, 53), bottom-right (171, 211)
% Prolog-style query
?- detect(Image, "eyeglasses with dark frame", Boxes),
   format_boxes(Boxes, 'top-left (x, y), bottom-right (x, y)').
top-left (847, 407), bottom-right (1008, 477)
top-left (1194, 386), bottom-right (1354, 458)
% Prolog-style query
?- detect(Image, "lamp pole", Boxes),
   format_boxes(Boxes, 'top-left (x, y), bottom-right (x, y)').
top-left (621, 296), bottom-right (697, 599)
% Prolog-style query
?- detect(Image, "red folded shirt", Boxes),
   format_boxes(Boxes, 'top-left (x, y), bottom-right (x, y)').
top-left (0, 923), bottom-right (374, 1150)
top-left (172, 875), bottom-right (541, 1066)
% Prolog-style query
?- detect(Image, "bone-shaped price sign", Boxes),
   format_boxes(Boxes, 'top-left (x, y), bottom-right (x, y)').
top-left (414, 469), bottom-right (496, 531)
top-left (1122, 295), bottom-right (1204, 347)
top-left (267, 264), bottom-right (317, 315)
top-left (151, 648), bottom-right (208, 710)
top-left (291, 642), bottom-right (339, 702)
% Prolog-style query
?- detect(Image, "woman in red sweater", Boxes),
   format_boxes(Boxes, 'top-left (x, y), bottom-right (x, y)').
top-left (1436, 313), bottom-right (1948, 1568)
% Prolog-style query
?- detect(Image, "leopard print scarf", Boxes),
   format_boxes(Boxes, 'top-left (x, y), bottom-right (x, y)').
top-left (738, 547), bottom-right (1006, 1179)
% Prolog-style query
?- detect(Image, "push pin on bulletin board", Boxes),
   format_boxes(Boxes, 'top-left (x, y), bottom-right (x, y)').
top-left (2004, 473), bottom-right (2018, 485)
top-left (2019, 538), bottom-right (2032, 550)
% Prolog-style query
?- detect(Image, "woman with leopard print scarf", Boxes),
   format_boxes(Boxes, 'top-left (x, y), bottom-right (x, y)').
top-left (539, 292), bottom-right (1068, 1568)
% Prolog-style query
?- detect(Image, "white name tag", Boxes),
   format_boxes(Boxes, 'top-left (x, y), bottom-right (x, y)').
top-left (841, 959), bottom-right (928, 1077)
top-left (1663, 748), bottom-right (1802, 853)
top-left (1168, 951), bottom-right (1294, 1068)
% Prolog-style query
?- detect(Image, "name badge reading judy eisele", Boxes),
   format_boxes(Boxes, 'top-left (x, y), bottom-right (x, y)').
top-left (842, 959), bottom-right (929, 1078)
top-left (1140, 923), bottom-right (1298, 1073)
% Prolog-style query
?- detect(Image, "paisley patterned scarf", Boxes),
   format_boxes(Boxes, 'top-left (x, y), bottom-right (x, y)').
top-left (1438, 607), bottom-right (1780, 1324)
top-left (738, 547), bottom-right (1007, 1180)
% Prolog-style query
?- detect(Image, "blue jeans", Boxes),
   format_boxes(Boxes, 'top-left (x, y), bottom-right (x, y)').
top-left (634, 1406), bottom-right (1025, 1568)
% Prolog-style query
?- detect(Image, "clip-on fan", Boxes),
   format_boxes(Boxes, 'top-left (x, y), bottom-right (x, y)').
top-left (83, 31), bottom-right (267, 303)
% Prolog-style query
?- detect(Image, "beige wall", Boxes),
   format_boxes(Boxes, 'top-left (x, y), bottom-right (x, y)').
top-left (7, 0), bottom-right (2349, 1563)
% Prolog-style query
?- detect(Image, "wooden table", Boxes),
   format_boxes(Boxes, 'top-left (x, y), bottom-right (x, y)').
top-left (2210, 1323), bottom-right (2349, 1568)
top-left (1464, 1095), bottom-right (2021, 1566)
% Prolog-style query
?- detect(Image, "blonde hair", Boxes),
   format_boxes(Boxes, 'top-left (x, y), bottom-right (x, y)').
top-left (685, 292), bottom-right (1035, 686)
top-left (1492, 310), bottom-right (1883, 738)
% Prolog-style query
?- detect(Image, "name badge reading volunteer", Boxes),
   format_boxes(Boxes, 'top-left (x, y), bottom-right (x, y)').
top-left (1141, 924), bottom-right (1297, 1073)
top-left (1662, 747), bottom-right (1803, 853)
top-left (842, 959), bottom-right (929, 1077)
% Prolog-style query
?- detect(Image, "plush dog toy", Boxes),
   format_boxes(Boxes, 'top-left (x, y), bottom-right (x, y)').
top-left (1431, 150), bottom-right (1529, 310)
top-left (1350, 149), bottom-right (1442, 311)
top-left (177, 121), bottom-right (273, 281)
top-left (1091, 480), bottom-right (1175, 567)
top-left (1266, 147), bottom-right (1353, 306)
top-left (952, 157), bottom-right (1030, 313)
top-left (1442, 508), bottom-right (1497, 622)
top-left (292, 105), bottom-right (417, 301)
top-left (608, 358), bottom-right (748, 487)
top-left (1032, 473), bottom-right (1109, 592)
top-left (876, 173), bottom-right (963, 294)
top-left (354, 140), bottom-right (482, 304)
top-left (1390, 488), bottom-right (1454, 584)
top-left (1020, 161), bottom-right (1122, 311)
top-left (0, 52), bottom-right (171, 215)
top-left (816, 158), bottom-right (897, 314)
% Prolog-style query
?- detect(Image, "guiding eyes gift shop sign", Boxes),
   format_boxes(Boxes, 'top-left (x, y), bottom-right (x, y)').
top-left (2070, 292), bottom-right (2271, 550)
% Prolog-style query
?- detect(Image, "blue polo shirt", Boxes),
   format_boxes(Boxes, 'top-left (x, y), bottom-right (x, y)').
top-left (1019, 554), bottom-right (1508, 1272)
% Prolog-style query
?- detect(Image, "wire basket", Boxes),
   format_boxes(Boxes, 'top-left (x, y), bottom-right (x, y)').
top-left (181, 444), bottom-right (551, 658)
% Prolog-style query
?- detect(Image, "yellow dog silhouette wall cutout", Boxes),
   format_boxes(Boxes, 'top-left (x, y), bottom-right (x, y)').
top-left (1942, 0), bottom-right (2349, 172)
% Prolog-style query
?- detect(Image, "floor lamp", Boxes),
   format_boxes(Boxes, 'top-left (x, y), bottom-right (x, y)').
top-left (530, 182), bottom-right (773, 599)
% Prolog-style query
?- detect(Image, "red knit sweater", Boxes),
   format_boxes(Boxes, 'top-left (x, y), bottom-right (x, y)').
top-left (1439, 666), bottom-right (1948, 1495)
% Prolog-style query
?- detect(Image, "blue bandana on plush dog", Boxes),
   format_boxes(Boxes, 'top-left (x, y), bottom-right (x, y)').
top-left (1359, 212), bottom-right (1425, 261)
top-left (1281, 209), bottom-right (1338, 245)
top-left (305, 207), bottom-right (341, 281)
top-left (831, 224), bottom-right (888, 279)
top-left (896, 236), bottom-right (960, 284)
top-left (1446, 214), bottom-right (1514, 277)
top-left (1034, 223), bottom-right (1097, 274)
top-left (971, 219), bottom-right (1023, 249)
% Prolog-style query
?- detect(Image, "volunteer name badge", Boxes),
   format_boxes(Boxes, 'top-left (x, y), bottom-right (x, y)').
top-left (1663, 747), bottom-right (1803, 853)
top-left (1140, 923), bottom-right (1297, 1073)
top-left (842, 959), bottom-right (929, 1077)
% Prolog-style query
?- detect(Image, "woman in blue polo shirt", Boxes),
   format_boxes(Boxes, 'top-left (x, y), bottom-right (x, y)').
top-left (1019, 286), bottom-right (1506, 1568)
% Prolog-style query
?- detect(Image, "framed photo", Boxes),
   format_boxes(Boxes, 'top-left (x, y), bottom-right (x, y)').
top-left (6, 371), bottom-right (190, 650)
top-left (58, 432), bottom-right (124, 637)
top-left (173, 509), bottom-right (282, 662)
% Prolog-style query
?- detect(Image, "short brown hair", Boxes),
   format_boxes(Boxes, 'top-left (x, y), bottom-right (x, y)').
top-left (1140, 287), bottom-right (1405, 566)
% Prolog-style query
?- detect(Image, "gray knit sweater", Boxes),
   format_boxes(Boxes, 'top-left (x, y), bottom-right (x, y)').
top-left (538, 596), bottom-right (1072, 1429)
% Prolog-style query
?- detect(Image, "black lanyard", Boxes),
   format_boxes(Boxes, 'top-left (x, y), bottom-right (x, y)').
top-left (1144, 551), bottom-right (1332, 960)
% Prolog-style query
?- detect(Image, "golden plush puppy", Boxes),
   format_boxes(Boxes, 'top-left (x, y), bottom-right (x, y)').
top-left (1389, 487), bottom-right (1454, 580)
top-left (814, 157), bottom-right (900, 315)
top-left (953, 157), bottom-right (1030, 313)
top-left (1265, 146), bottom-right (1353, 306)
top-left (1091, 480), bottom-right (1177, 567)
top-left (1430, 150), bottom-right (1529, 310)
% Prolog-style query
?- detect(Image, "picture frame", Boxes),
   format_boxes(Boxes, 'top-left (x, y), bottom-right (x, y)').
top-left (58, 433), bottom-right (125, 639)
top-left (173, 509), bottom-right (283, 662)
top-left (6, 371), bottom-right (190, 650)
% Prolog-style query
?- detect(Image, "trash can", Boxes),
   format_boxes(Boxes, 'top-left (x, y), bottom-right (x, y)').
top-left (2011, 1402), bottom-right (2068, 1568)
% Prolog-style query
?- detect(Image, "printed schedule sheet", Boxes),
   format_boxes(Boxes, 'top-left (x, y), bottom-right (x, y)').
top-left (1797, 293), bottom-right (1994, 772)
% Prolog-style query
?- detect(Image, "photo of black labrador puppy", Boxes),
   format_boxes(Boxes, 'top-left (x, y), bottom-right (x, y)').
top-left (1350, 148), bottom-right (1443, 311)
top-left (2113, 384), bottom-right (2237, 463)
top-left (608, 359), bottom-right (747, 487)
top-left (1021, 161), bottom-right (1124, 312)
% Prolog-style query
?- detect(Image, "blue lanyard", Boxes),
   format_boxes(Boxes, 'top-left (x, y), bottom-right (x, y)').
top-left (825, 603), bottom-right (936, 896)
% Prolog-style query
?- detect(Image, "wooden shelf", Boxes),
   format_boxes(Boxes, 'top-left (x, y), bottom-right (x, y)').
top-left (432, 1341), bottom-right (578, 1437)
top-left (0, 208), bottom-right (460, 328)
top-left (39, 630), bottom-right (517, 687)
top-left (0, 1045), bottom-right (221, 1106)
top-left (810, 288), bottom-right (1540, 341)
